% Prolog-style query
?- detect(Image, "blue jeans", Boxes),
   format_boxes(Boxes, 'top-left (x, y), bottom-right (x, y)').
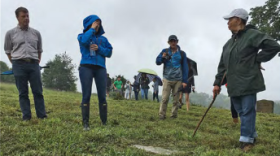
top-left (231, 94), bottom-right (257, 143)
top-left (79, 65), bottom-right (107, 124)
top-left (134, 90), bottom-right (139, 100)
top-left (141, 89), bottom-right (148, 99)
top-left (12, 60), bottom-right (47, 120)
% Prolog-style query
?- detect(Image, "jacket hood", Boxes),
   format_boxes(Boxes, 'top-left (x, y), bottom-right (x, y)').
top-left (83, 15), bottom-right (105, 36)
top-left (232, 24), bottom-right (258, 39)
top-left (245, 24), bottom-right (257, 30)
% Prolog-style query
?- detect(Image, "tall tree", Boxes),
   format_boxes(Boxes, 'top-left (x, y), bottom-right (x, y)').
top-left (42, 52), bottom-right (77, 91)
top-left (249, 0), bottom-right (280, 41)
top-left (0, 61), bottom-right (15, 83)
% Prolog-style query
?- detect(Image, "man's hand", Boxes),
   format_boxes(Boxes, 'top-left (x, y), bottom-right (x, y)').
top-left (38, 52), bottom-right (42, 64)
top-left (212, 85), bottom-right (221, 98)
top-left (162, 52), bottom-right (167, 57)
top-left (90, 44), bottom-right (98, 51)
top-left (7, 54), bottom-right (12, 63)
top-left (182, 83), bottom-right (187, 88)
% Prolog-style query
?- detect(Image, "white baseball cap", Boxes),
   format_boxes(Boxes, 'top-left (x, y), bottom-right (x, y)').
top-left (223, 8), bottom-right (249, 20)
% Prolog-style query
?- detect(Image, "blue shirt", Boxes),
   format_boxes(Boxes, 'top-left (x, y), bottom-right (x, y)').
top-left (156, 46), bottom-right (189, 83)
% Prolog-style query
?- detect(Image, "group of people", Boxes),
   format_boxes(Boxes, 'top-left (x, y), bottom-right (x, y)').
top-left (106, 73), bottom-right (160, 101)
top-left (4, 6), bottom-right (280, 152)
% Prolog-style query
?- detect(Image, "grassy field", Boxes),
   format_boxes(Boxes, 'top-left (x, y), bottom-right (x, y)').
top-left (0, 83), bottom-right (280, 156)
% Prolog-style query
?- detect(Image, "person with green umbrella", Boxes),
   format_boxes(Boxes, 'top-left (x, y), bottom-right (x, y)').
top-left (156, 35), bottom-right (189, 119)
top-left (139, 73), bottom-right (150, 100)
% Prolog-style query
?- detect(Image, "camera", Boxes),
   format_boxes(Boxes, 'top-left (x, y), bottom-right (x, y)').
top-left (163, 54), bottom-right (171, 60)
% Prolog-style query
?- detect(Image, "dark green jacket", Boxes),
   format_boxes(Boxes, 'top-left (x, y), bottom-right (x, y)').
top-left (214, 25), bottom-right (280, 97)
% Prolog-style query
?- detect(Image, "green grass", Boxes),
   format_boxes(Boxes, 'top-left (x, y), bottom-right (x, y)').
top-left (0, 83), bottom-right (280, 156)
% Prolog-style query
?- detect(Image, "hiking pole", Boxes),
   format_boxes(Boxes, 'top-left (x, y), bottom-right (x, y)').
top-left (192, 73), bottom-right (226, 137)
top-left (192, 93), bottom-right (217, 137)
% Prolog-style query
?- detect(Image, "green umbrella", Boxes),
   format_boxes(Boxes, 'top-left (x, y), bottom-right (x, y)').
top-left (138, 68), bottom-right (157, 76)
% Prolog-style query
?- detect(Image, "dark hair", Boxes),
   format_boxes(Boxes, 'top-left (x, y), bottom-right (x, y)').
top-left (15, 7), bottom-right (28, 17)
top-left (241, 19), bottom-right (247, 25)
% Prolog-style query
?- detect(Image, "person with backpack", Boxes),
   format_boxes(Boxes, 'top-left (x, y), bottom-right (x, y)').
top-left (139, 73), bottom-right (150, 100)
top-left (212, 8), bottom-right (280, 152)
top-left (156, 35), bottom-right (189, 120)
top-left (78, 14), bottom-right (113, 130)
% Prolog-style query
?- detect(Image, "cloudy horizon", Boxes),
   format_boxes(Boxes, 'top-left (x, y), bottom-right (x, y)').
top-left (1, 0), bottom-right (279, 101)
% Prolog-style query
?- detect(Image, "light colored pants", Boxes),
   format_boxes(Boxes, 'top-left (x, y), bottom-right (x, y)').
top-left (159, 79), bottom-right (181, 118)
top-left (125, 90), bottom-right (130, 99)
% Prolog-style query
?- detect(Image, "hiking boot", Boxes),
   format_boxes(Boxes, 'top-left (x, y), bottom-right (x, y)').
top-left (81, 103), bottom-right (90, 130)
top-left (83, 123), bottom-right (90, 131)
top-left (240, 142), bottom-right (254, 152)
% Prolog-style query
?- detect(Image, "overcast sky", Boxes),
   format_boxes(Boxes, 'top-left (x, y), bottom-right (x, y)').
top-left (1, 0), bottom-right (279, 100)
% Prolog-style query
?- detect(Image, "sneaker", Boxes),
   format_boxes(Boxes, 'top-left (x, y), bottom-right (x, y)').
top-left (240, 142), bottom-right (254, 152)
top-left (159, 116), bottom-right (166, 120)
top-left (83, 123), bottom-right (90, 131)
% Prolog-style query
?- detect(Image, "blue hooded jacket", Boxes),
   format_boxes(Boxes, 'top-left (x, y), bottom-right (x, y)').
top-left (156, 46), bottom-right (189, 84)
top-left (78, 15), bottom-right (113, 68)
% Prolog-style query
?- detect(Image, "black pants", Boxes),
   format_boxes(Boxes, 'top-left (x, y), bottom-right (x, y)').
top-left (153, 92), bottom-right (159, 102)
top-left (230, 98), bottom-right (238, 118)
top-left (134, 91), bottom-right (139, 100)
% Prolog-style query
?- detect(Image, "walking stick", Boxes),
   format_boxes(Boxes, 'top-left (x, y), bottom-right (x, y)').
top-left (192, 73), bottom-right (226, 137)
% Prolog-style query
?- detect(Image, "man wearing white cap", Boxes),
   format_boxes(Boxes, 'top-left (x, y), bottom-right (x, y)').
top-left (213, 8), bottom-right (280, 152)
